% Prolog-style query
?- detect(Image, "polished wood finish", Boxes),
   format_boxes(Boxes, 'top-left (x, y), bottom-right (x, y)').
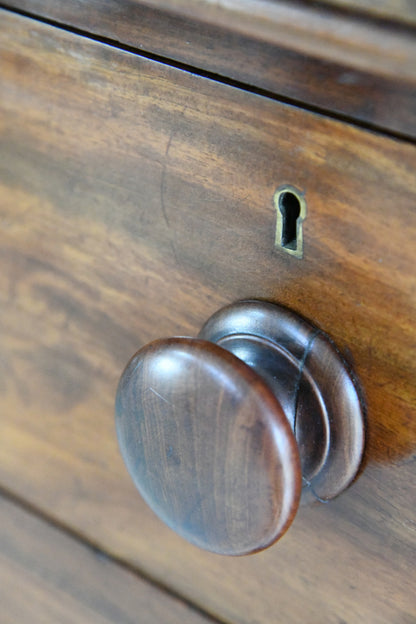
top-left (0, 495), bottom-right (216, 624)
top-left (1, 10), bottom-right (415, 624)
top-left (116, 337), bottom-right (301, 555)
top-left (115, 301), bottom-right (365, 554)
top-left (199, 300), bottom-right (365, 502)
top-left (3, 0), bottom-right (416, 137)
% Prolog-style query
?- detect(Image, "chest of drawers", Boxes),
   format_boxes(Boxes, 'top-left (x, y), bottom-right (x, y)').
top-left (0, 3), bottom-right (415, 622)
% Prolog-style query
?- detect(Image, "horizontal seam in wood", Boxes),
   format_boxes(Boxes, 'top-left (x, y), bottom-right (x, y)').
top-left (0, 484), bottom-right (229, 624)
top-left (0, 3), bottom-right (416, 146)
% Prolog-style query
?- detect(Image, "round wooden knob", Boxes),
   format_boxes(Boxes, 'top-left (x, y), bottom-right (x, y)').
top-left (116, 300), bottom-right (365, 555)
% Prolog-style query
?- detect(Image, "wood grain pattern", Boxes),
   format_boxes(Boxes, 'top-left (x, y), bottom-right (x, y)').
top-left (84, 0), bottom-right (416, 79)
top-left (317, 0), bottom-right (416, 26)
top-left (116, 337), bottom-right (301, 555)
top-left (0, 11), bottom-right (415, 624)
top-left (3, 0), bottom-right (416, 138)
top-left (0, 495), bottom-right (216, 624)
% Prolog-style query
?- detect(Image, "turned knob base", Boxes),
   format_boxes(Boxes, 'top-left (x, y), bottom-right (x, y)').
top-left (199, 300), bottom-right (365, 502)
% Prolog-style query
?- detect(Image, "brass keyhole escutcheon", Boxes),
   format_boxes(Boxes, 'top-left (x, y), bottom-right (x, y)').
top-left (274, 186), bottom-right (306, 258)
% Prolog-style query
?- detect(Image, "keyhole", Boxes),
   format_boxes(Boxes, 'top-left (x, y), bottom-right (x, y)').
top-left (273, 186), bottom-right (306, 258)
top-left (279, 192), bottom-right (301, 250)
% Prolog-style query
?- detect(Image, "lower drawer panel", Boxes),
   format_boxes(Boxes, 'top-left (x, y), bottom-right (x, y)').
top-left (0, 10), bottom-right (415, 624)
top-left (0, 495), bottom-right (214, 624)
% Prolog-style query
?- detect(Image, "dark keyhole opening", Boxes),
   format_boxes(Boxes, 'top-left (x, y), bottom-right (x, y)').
top-left (279, 191), bottom-right (301, 250)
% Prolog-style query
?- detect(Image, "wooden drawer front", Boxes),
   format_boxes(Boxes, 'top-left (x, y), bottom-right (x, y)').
top-left (0, 496), bottom-right (215, 624)
top-left (1, 10), bottom-right (415, 624)
top-left (4, 0), bottom-right (416, 138)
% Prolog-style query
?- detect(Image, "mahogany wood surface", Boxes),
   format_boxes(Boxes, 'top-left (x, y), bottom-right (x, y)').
top-left (0, 10), bottom-right (415, 624)
top-left (0, 495), bottom-right (216, 624)
top-left (3, 0), bottom-right (416, 138)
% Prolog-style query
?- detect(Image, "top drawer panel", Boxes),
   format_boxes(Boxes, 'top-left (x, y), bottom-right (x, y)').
top-left (0, 10), bottom-right (415, 624)
top-left (4, 0), bottom-right (416, 137)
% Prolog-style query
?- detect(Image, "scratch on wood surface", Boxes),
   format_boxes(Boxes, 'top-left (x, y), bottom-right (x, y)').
top-left (146, 386), bottom-right (172, 406)
top-left (160, 104), bottom-right (188, 228)
top-left (160, 126), bottom-right (175, 227)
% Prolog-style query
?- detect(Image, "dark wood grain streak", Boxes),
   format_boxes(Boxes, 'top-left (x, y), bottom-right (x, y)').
top-left (0, 495), bottom-right (217, 624)
top-left (2, 1), bottom-right (416, 138)
top-left (0, 11), bottom-right (415, 624)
